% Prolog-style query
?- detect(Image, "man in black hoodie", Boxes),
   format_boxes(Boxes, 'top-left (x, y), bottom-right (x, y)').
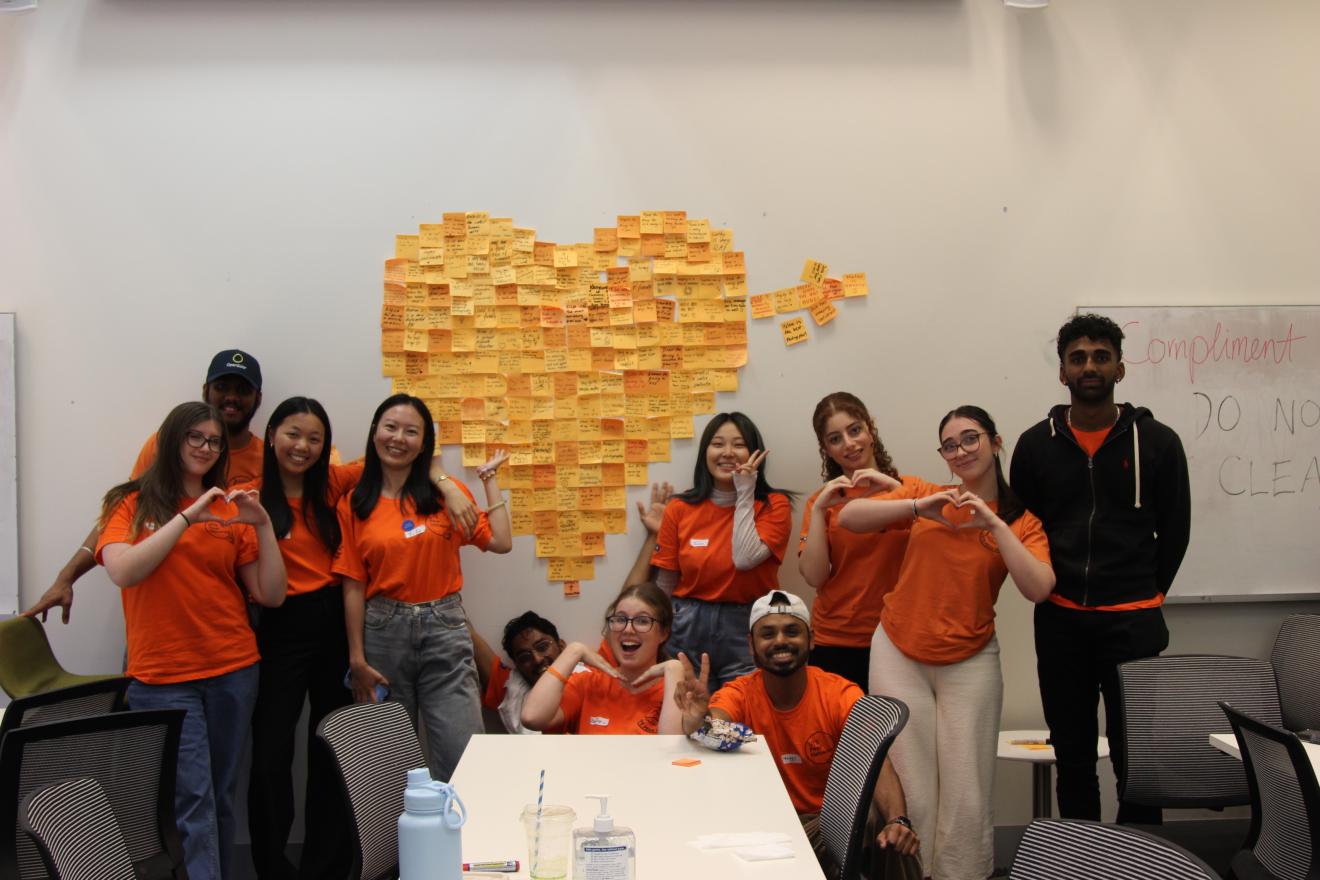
top-left (1010, 313), bottom-right (1191, 824)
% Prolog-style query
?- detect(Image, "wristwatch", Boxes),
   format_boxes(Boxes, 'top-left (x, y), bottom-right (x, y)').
top-left (888, 815), bottom-right (913, 831)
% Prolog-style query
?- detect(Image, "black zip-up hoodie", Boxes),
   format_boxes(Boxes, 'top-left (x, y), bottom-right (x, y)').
top-left (1009, 403), bottom-right (1191, 607)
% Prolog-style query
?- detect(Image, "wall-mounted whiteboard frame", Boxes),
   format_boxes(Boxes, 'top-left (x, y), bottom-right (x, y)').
top-left (1086, 305), bottom-right (1320, 604)
top-left (1, 313), bottom-right (16, 615)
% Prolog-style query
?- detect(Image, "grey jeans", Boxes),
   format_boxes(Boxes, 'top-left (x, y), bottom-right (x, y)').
top-left (363, 593), bottom-right (483, 781)
top-left (670, 596), bottom-right (756, 691)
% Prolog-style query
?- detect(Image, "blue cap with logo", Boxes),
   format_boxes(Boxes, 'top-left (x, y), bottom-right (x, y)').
top-left (205, 349), bottom-right (262, 391)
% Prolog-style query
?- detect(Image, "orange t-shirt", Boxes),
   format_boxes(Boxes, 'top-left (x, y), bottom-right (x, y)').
top-left (332, 480), bottom-right (491, 604)
top-left (798, 477), bottom-right (917, 648)
top-left (132, 431), bottom-right (264, 487)
top-left (559, 667), bottom-right (664, 735)
top-left (96, 492), bottom-right (260, 685)
top-left (879, 478), bottom-right (1051, 666)
top-left (651, 494), bottom-right (793, 604)
top-left (710, 667), bottom-right (861, 814)
top-left (1072, 425), bottom-right (1111, 458)
top-left (232, 462), bottom-right (364, 598)
top-left (482, 657), bottom-right (514, 711)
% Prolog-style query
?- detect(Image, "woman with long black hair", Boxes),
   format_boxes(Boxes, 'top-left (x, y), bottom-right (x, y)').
top-left (335, 393), bottom-right (511, 780)
top-left (627, 412), bottom-right (793, 691)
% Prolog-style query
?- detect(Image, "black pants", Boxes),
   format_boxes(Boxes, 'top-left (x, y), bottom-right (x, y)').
top-left (248, 585), bottom-right (353, 880)
top-left (1034, 601), bottom-right (1169, 824)
top-left (809, 644), bottom-right (871, 693)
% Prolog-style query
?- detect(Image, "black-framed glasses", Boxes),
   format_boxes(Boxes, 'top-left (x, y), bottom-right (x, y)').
top-left (185, 430), bottom-right (225, 453)
top-left (606, 613), bottom-right (657, 633)
top-left (938, 431), bottom-right (987, 459)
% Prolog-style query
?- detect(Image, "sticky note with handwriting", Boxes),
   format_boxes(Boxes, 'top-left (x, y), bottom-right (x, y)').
top-left (781, 317), bottom-right (809, 346)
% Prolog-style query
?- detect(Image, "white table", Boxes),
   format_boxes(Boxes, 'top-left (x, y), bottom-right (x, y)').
top-left (1209, 731), bottom-right (1320, 782)
top-left (450, 734), bottom-right (824, 880)
top-left (997, 729), bottom-right (1110, 819)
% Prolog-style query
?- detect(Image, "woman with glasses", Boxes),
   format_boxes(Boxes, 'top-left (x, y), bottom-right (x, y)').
top-left (335, 394), bottom-right (511, 781)
top-left (838, 405), bottom-right (1054, 880)
top-left (96, 402), bottom-right (288, 880)
top-left (798, 392), bottom-right (915, 691)
top-left (627, 412), bottom-right (793, 691)
top-left (521, 582), bottom-right (684, 735)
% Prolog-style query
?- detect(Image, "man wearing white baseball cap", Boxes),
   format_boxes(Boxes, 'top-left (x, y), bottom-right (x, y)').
top-left (675, 589), bottom-right (919, 879)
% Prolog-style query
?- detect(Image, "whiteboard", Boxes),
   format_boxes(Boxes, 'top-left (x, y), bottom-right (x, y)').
top-left (1, 314), bottom-right (15, 615)
top-left (1086, 306), bottom-right (1320, 602)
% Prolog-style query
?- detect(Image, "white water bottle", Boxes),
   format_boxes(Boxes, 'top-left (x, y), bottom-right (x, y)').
top-left (398, 767), bottom-right (466, 880)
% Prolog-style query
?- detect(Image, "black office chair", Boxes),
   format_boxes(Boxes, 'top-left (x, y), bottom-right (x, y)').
top-left (0, 678), bottom-right (130, 739)
top-left (1220, 702), bottom-right (1320, 880)
top-left (817, 695), bottom-right (909, 880)
top-left (20, 777), bottom-right (137, 880)
top-left (1009, 818), bottom-right (1222, 879)
top-left (0, 709), bottom-right (186, 880)
top-left (316, 701), bottom-right (427, 880)
top-left (1118, 654), bottom-right (1280, 808)
top-left (1271, 615), bottom-right (1320, 733)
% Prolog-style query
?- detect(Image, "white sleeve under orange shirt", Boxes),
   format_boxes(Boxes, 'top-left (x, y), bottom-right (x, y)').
top-left (798, 476), bottom-right (917, 649)
top-left (878, 478), bottom-right (1052, 665)
top-left (96, 491), bottom-right (260, 685)
top-left (651, 493), bottom-right (792, 604)
top-left (332, 479), bottom-right (491, 604)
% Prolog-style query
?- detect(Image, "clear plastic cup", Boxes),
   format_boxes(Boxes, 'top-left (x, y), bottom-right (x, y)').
top-left (519, 804), bottom-right (575, 880)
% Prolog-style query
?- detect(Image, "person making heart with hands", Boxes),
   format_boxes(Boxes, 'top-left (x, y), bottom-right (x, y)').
top-left (838, 405), bottom-right (1054, 880)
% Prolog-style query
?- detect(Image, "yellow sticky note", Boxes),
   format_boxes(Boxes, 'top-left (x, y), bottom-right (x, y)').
top-left (781, 317), bottom-right (809, 347)
top-left (801, 258), bottom-right (829, 285)
top-left (809, 298), bottom-right (839, 326)
top-left (843, 272), bottom-right (869, 298)
top-left (773, 288), bottom-right (801, 314)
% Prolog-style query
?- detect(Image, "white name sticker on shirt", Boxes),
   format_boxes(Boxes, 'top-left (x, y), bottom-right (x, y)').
top-left (689, 538), bottom-right (710, 548)
top-left (780, 753), bottom-right (803, 765)
top-left (404, 525), bottom-right (428, 539)
top-left (589, 716), bottom-right (610, 727)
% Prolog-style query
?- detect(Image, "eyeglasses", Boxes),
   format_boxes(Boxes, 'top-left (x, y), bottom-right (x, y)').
top-left (938, 431), bottom-right (987, 459)
top-left (185, 430), bottom-right (225, 453)
top-left (606, 613), bottom-right (657, 633)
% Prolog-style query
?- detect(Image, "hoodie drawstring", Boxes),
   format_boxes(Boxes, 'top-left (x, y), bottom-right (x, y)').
top-left (1132, 420), bottom-right (1141, 509)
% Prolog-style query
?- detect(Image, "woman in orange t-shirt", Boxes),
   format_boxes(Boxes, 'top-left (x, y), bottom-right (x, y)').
top-left (798, 392), bottom-right (914, 691)
top-left (839, 406), bottom-right (1055, 880)
top-left (630, 412), bottom-right (794, 691)
top-left (97, 401), bottom-right (288, 880)
top-left (521, 582), bottom-right (683, 735)
top-left (334, 393), bottom-right (512, 781)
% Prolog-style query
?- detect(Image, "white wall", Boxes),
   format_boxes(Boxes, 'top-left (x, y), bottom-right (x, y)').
top-left (4, 0), bottom-right (1319, 828)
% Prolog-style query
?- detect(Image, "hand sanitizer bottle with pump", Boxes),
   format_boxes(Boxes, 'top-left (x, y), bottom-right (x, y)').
top-left (398, 767), bottom-right (466, 880)
top-left (573, 794), bottom-right (635, 880)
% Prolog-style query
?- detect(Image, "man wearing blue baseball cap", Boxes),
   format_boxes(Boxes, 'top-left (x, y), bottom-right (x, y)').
top-left (24, 349), bottom-right (264, 623)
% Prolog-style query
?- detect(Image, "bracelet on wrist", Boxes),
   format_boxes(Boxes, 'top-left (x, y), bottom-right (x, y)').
top-left (486, 500), bottom-right (507, 513)
top-left (885, 815), bottom-right (914, 831)
top-left (77, 545), bottom-right (95, 557)
top-left (179, 511), bottom-right (192, 528)
top-left (911, 499), bottom-right (918, 520)
top-left (546, 665), bottom-right (569, 684)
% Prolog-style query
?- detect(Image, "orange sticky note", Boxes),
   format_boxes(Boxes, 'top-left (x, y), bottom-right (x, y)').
top-left (749, 294), bottom-right (775, 319)
top-left (672, 758), bottom-right (702, 768)
top-left (801, 258), bottom-right (829, 285)
top-left (809, 299), bottom-right (838, 326)
top-left (822, 277), bottom-right (844, 300)
top-left (781, 317), bottom-right (809, 347)
top-left (563, 580), bottom-right (581, 598)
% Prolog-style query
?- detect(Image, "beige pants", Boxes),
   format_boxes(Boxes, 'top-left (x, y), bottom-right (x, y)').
top-left (870, 627), bottom-right (1002, 880)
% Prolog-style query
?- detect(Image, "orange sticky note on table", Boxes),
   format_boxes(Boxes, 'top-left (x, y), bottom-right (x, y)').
top-left (801, 258), bottom-right (829, 285)
top-left (843, 272), bottom-right (869, 297)
top-left (809, 299), bottom-right (838, 326)
top-left (781, 317), bottom-right (809, 347)
top-left (749, 294), bottom-right (775, 319)
top-left (671, 757), bottom-right (702, 768)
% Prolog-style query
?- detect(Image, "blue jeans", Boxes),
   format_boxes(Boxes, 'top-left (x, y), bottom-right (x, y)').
top-left (127, 663), bottom-right (259, 880)
top-left (364, 593), bottom-right (483, 781)
top-left (670, 597), bottom-right (755, 691)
